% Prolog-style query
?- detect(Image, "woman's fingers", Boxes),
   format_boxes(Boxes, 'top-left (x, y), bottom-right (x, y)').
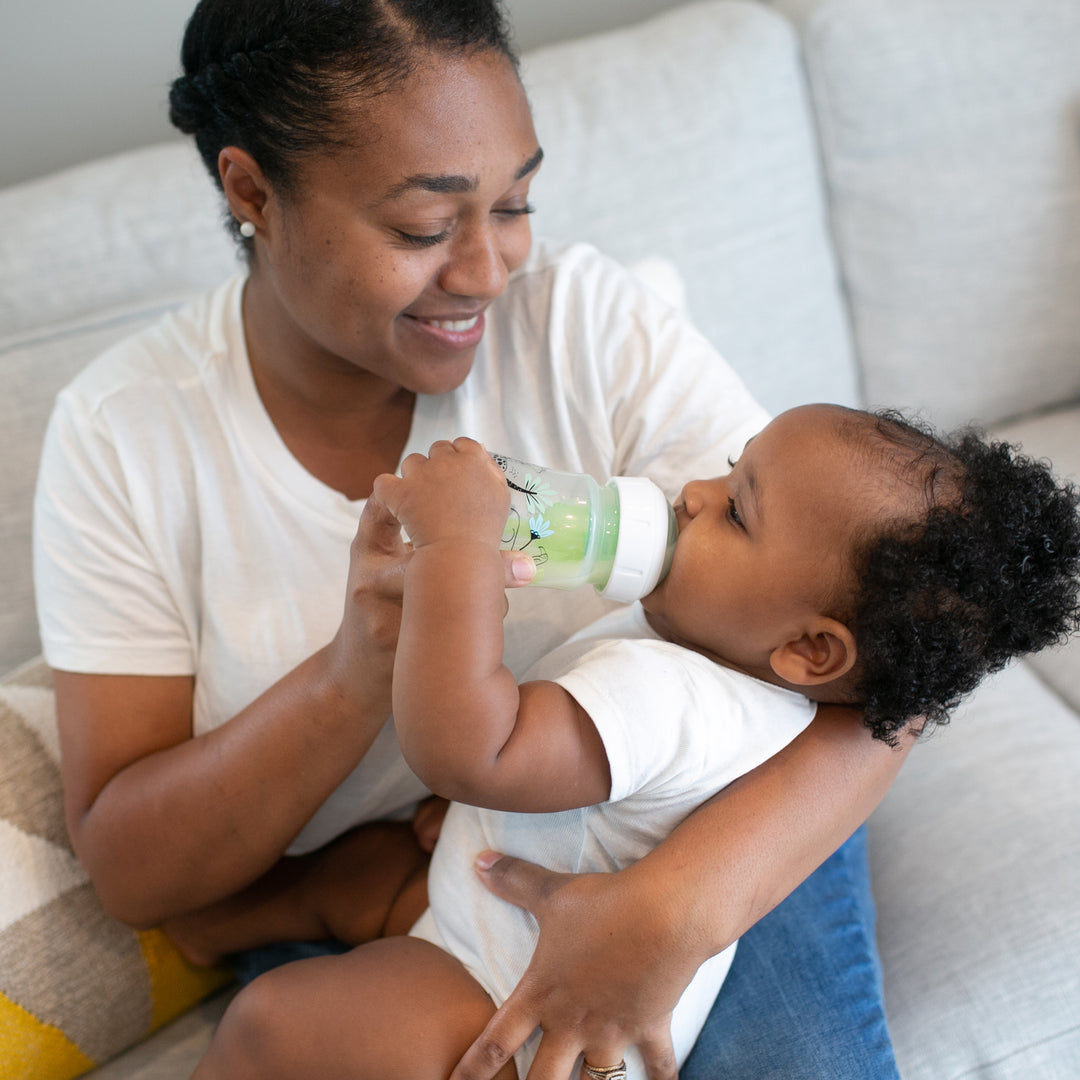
top-left (474, 851), bottom-right (570, 912)
top-left (524, 1034), bottom-right (585, 1080)
top-left (576, 1044), bottom-right (630, 1080)
top-left (636, 1028), bottom-right (678, 1080)
top-left (454, 853), bottom-right (688, 1080)
top-left (448, 985), bottom-right (540, 1080)
top-left (503, 550), bottom-right (536, 587)
top-left (356, 485), bottom-right (407, 556)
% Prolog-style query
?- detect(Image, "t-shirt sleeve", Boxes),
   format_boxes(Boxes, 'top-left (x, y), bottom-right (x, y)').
top-left (33, 391), bottom-right (194, 674)
top-left (549, 633), bottom-right (818, 805)
top-left (551, 638), bottom-right (740, 803)
top-left (566, 247), bottom-right (771, 497)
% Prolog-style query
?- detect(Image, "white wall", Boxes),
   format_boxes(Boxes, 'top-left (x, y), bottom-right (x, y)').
top-left (0, 0), bottom-right (692, 189)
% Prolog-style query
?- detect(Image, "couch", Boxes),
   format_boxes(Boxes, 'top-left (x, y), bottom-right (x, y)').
top-left (1, 1), bottom-right (1078, 1077)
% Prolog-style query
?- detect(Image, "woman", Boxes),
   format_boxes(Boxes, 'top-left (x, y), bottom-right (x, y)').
top-left (33, 1), bottom-right (905, 1076)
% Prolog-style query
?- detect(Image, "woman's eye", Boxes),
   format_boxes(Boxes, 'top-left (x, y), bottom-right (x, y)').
top-left (495, 202), bottom-right (535, 219)
top-left (727, 498), bottom-right (744, 528)
top-left (396, 228), bottom-right (451, 249)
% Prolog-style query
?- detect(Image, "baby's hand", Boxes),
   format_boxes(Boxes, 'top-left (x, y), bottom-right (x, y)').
top-left (373, 438), bottom-right (511, 551)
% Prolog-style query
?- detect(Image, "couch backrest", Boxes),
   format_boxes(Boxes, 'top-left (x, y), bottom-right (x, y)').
top-left (0, 146), bottom-right (241, 670)
top-left (524, 0), bottom-right (858, 413)
top-left (770, 0), bottom-right (1080, 429)
top-left (0, 0), bottom-right (856, 671)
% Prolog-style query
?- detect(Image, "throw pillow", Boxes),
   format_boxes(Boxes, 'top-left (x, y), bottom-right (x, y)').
top-left (0, 659), bottom-right (231, 1080)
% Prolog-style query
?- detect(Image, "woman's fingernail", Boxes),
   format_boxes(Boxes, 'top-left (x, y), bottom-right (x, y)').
top-left (475, 850), bottom-right (502, 871)
top-left (512, 556), bottom-right (535, 582)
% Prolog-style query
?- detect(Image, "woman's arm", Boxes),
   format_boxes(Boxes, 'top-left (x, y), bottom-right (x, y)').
top-left (57, 494), bottom-right (411, 928)
top-left (377, 439), bottom-right (611, 813)
top-left (451, 705), bottom-right (913, 1080)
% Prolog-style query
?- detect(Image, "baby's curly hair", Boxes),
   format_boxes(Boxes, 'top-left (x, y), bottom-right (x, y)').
top-left (836, 408), bottom-right (1080, 747)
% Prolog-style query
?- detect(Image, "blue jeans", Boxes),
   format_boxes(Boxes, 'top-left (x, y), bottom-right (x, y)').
top-left (681, 825), bottom-right (899, 1080)
top-left (231, 826), bottom-right (898, 1079)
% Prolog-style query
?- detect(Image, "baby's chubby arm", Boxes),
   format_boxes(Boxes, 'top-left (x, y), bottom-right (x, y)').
top-left (373, 439), bottom-right (611, 813)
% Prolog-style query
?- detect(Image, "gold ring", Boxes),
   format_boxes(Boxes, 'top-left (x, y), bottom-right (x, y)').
top-left (583, 1061), bottom-right (628, 1080)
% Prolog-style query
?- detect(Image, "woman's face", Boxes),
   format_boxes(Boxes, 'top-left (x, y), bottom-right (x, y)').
top-left (251, 48), bottom-right (541, 396)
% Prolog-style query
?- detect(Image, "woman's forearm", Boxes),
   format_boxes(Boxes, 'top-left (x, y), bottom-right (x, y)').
top-left (58, 646), bottom-right (391, 928)
top-left (635, 705), bottom-right (913, 957)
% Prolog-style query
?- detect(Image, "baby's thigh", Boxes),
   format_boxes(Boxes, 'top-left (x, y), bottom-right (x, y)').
top-left (197, 937), bottom-right (515, 1080)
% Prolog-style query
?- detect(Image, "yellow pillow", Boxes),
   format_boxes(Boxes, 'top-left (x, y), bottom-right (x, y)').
top-left (0, 660), bottom-right (231, 1079)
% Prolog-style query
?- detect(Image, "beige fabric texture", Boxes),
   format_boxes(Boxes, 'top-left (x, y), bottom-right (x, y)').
top-left (0, 661), bottom-right (230, 1076)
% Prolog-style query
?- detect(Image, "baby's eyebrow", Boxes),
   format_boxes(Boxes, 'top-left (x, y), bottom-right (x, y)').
top-left (742, 464), bottom-right (762, 524)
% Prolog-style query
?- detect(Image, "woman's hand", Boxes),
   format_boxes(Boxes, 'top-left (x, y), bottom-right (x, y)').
top-left (326, 483), bottom-right (534, 717)
top-left (323, 493), bottom-right (414, 721)
top-left (450, 854), bottom-right (700, 1080)
top-left (449, 707), bottom-right (914, 1080)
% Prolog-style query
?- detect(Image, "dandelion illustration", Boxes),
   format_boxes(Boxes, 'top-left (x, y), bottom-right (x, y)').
top-left (521, 474), bottom-right (557, 514)
top-left (529, 515), bottom-right (554, 540)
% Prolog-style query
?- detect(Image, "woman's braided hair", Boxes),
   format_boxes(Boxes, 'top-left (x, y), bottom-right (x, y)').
top-left (168, 0), bottom-right (517, 245)
top-left (837, 409), bottom-right (1080, 746)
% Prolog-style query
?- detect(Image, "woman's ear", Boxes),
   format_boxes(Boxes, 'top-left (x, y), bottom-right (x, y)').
top-left (769, 617), bottom-right (857, 688)
top-left (218, 146), bottom-right (271, 232)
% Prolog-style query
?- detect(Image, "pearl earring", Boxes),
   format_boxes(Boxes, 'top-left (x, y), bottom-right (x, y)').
top-left (239, 221), bottom-right (256, 238)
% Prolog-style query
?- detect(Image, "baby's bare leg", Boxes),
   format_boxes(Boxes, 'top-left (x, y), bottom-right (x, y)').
top-left (192, 937), bottom-right (518, 1080)
top-left (166, 820), bottom-right (429, 965)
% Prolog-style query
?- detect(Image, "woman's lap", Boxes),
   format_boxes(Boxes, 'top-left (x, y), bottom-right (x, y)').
top-left (230, 825), bottom-right (898, 1079)
top-left (680, 825), bottom-right (899, 1080)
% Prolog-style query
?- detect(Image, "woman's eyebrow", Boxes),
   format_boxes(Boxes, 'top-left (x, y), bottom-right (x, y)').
top-left (377, 146), bottom-right (544, 204)
top-left (515, 146), bottom-right (545, 179)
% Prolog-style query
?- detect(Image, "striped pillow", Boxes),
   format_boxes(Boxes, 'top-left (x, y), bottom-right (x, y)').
top-left (0, 659), bottom-right (230, 1079)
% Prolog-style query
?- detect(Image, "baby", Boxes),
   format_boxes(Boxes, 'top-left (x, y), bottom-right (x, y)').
top-left (196, 403), bottom-right (1080, 1080)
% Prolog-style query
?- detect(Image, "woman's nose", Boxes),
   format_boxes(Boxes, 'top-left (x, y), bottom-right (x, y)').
top-left (438, 221), bottom-right (509, 301)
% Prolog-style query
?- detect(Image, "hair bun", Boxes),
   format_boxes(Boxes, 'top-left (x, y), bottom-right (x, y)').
top-left (168, 74), bottom-right (208, 134)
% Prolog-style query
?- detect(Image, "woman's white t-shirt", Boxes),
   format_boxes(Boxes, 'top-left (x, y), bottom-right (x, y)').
top-left (34, 240), bottom-right (769, 853)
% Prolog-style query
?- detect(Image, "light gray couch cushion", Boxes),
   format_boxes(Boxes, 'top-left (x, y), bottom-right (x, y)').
top-left (869, 660), bottom-right (1080, 1080)
top-left (0, 145), bottom-right (241, 672)
top-left (0, 143), bottom-right (235, 341)
top-left (994, 404), bottom-right (1080, 714)
top-left (770, 0), bottom-right (1080, 429)
top-left (523, 0), bottom-right (859, 418)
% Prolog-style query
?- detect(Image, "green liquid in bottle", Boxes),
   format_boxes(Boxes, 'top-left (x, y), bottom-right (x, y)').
top-left (501, 483), bottom-right (621, 590)
top-left (493, 453), bottom-right (673, 600)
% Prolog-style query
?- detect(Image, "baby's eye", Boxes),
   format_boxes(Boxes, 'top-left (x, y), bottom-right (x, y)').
top-left (727, 498), bottom-right (744, 528)
top-left (727, 456), bottom-right (737, 469)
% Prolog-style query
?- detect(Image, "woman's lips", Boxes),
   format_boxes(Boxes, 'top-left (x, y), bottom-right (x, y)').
top-left (404, 311), bottom-right (486, 349)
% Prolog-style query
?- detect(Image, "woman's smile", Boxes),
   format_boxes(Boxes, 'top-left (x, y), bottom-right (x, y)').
top-left (402, 310), bottom-right (487, 350)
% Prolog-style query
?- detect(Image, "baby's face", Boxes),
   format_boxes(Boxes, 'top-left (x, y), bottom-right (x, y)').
top-left (642, 404), bottom-right (896, 679)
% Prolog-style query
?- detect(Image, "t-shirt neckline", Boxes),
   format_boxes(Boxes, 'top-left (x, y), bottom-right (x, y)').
top-left (218, 274), bottom-right (450, 523)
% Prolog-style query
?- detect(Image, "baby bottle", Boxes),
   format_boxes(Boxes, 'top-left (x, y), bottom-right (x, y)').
top-left (491, 453), bottom-right (678, 603)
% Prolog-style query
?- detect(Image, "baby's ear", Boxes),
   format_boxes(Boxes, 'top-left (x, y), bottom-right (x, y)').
top-left (769, 618), bottom-right (856, 687)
